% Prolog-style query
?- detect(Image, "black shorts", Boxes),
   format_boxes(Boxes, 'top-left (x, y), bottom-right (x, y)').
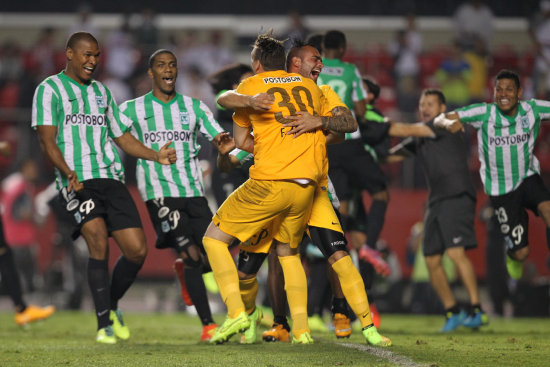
top-left (489, 174), bottom-right (550, 253)
top-left (328, 140), bottom-right (387, 200)
top-left (423, 193), bottom-right (477, 256)
top-left (146, 197), bottom-right (212, 253)
top-left (58, 178), bottom-right (142, 239)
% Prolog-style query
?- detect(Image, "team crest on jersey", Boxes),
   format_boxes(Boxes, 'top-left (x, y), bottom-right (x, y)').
top-left (520, 116), bottom-right (529, 129)
top-left (95, 95), bottom-right (106, 108)
top-left (180, 112), bottom-right (189, 124)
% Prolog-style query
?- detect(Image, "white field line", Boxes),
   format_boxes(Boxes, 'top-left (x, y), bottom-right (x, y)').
top-left (337, 342), bottom-right (428, 367)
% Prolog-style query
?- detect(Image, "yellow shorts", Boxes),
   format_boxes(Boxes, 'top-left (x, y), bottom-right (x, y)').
top-left (238, 184), bottom-right (342, 254)
top-left (239, 223), bottom-right (275, 254)
top-left (307, 185), bottom-right (343, 234)
top-left (214, 179), bottom-right (315, 248)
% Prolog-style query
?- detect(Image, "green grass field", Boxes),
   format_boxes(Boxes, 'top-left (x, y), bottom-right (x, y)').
top-left (1, 311), bottom-right (549, 367)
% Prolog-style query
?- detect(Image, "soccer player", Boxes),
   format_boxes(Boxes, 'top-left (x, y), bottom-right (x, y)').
top-left (32, 32), bottom-right (176, 344)
top-left (217, 41), bottom-right (392, 346)
top-left (317, 31), bottom-right (389, 276)
top-left (120, 49), bottom-right (231, 341)
top-left (389, 89), bottom-right (487, 331)
top-left (0, 141), bottom-right (55, 326)
top-left (202, 32), bottom-right (328, 345)
top-left (436, 69), bottom-right (550, 281)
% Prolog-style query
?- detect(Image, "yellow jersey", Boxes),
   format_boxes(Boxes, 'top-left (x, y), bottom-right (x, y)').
top-left (233, 70), bottom-right (327, 183)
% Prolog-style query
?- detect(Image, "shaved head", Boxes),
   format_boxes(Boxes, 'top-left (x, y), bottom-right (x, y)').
top-left (66, 32), bottom-right (98, 50)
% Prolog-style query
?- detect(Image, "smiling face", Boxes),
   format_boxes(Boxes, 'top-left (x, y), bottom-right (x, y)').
top-left (494, 78), bottom-right (522, 116)
top-left (294, 45), bottom-right (323, 82)
top-left (65, 39), bottom-right (100, 84)
top-left (149, 52), bottom-right (178, 99)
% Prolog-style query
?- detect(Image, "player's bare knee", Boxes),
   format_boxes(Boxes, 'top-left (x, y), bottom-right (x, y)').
top-left (275, 242), bottom-right (296, 257)
top-left (180, 244), bottom-right (202, 268)
top-left (511, 247), bottom-right (529, 261)
top-left (424, 254), bottom-right (442, 270)
top-left (238, 271), bottom-right (255, 280)
top-left (328, 250), bottom-right (348, 265)
top-left (127, 245), bottom-right (147, 264)
top-left (445, 247), bottom-right (466, 262)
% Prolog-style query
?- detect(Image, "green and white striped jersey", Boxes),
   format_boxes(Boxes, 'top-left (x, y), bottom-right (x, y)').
top-left (31, 71), bottom-right (130, 189)
top-left (230, 147), bottom-right (340, 209)
top-left (120, 92), bottom-right (224, 201)
top-left (318, 58), bottom-right (367, 140)
top-left (230, 147), bottom-right (254, 165)
top-left (456, 99), bottom-right (550, 196)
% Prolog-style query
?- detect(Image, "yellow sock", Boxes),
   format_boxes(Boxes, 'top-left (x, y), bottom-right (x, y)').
top-left (239, 276), bottom-right (258, 315)
top-left (203, 236), bottom-right (244, 318)
top-left (332, 256), bottom-right (373, 328)
top-left (279, 254), bottom-right (309, 336)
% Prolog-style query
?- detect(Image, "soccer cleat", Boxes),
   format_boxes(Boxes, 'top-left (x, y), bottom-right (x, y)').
top-left (332, 313), bottom-right (352, 338)
top-left (209, 311), bottom-right (250, 344)
top-left (241, 308), bottom-right (263, 344)
top-left (506, 256), bottom-right (523, 280)
top-left (110, 309), bottom-right (130, 340)
top-left (370, 303), bottom-right (381, 329)
top-left (173, 258), bottom-right (193, 306)
top-left (14, 305), bottom-right (55, 326)
top-left (308, 314), bottom-right (329, 332)
top-left (362, 325), bottom-right (392, 347)
top-left (463, 309), bottom-right (489, 329)
top-left (441, 310), bottom-right (466, 332)
top-left (200, 323), bottom-right (218, 341)
top-left (96, 325), bottom-right (117, 344)
top-left (358, 245), bottom-right (391, 277)
top-left (262, 323), bottom-right (290, 342)
top-left (292, 331), bottom-right (314, 344)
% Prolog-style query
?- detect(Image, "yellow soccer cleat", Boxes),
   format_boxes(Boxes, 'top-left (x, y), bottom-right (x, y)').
top-left (14, 305), bottom-right (55, 326)
top-left (362, 325), bottom-right (392, 347)
top-left (110, 309), bottom-right (130, 340)
top-left (332, 313), bottom-right (352, 338)
top-left (96, 325), bottom-right (117, 344)
top-left (241, 308), bottom-right (262, 344)
top-left (210, 311), bottom-right (250, 344)
top-left (292, 331), bottom-right (314, 344)
top-left (262, 323), bottom-right (290, 342)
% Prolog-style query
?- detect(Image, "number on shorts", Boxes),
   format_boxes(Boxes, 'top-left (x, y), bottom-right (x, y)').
top-left (495, 207), bottom-right (508, 224)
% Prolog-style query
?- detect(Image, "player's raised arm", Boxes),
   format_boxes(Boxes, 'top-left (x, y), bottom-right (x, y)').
top-left (434, 112), bottom-right (464, 133)
top-left (217, 90), bottom-right (274, 111)
top-left (388, 122), bottom-right (435, 138)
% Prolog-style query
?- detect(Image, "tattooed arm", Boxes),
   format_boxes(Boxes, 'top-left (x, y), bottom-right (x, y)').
top-left (282, 106), bottom-right (357, 138)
